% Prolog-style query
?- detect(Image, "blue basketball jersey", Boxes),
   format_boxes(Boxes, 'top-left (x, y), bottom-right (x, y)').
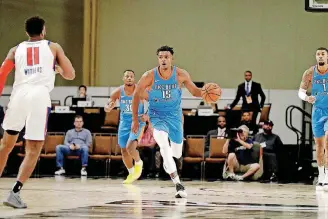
top-left (148, 66), bottom-right (182, 113)
top-left (312, 66), bottom-right (328, 108)
top-left (119, 86), bottom-right (144, 122)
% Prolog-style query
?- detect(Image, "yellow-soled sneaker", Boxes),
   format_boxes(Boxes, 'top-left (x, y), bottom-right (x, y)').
top-left (123, 174), bottom-right (136, 184)
top-left (132, 161), bottom-right (143, 181)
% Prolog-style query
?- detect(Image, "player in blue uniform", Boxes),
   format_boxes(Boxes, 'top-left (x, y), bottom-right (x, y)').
top-left (105, 70), bottom-right (147, 184)
top-left (131, 46), bottom-right (211, 198)
top-left (298, 47), bottom-right (328, 191)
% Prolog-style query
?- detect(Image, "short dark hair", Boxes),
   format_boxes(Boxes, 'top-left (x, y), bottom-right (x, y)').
top-left (218, 115), bottom-right (226, 121)
top-left (317, 47), bottom-right (328, 53)
top-left (156, 46), bottom-right (174, 55)
top-left (242, 111), bottom-right (250, 115)
top-left (123, 69), bottom-right (135, 75)
top-left (25, 16), bottom-right (45, 37)
top-left (74, 115), bottom-right (83, 121)
top-left (79, 85), bottom-right (87, 91)
top-left (244, 70), bottom-right (252, 75)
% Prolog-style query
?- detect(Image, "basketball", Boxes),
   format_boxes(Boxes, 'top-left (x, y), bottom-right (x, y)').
top-left (201, 83), bottom-right (221, 103)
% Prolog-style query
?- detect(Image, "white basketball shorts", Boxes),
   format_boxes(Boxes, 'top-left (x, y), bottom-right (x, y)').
top-left (2, 85), bottom-right (51, 141)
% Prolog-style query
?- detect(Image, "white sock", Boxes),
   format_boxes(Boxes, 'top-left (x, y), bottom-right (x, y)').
top-left (135, 160), bottom-right (143, 165)
top-left (318, 166), bottom-right (325, 182)
top-left (128, 167), bottom-right (135, 174)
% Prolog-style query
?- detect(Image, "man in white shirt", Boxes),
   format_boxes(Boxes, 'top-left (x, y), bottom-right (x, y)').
top-left (205, 116), bottom-right (227, 157)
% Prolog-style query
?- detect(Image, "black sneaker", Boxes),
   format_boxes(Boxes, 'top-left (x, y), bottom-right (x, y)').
top-left (175, 183), bottom-right (187, 198)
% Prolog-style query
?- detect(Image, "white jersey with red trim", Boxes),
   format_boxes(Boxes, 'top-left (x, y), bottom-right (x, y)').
top-left (13, 40), bottom-right (55, 92)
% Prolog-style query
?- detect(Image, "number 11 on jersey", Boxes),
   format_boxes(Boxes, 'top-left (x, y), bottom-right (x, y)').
top-left (27, 47), bottom-right (39, 66)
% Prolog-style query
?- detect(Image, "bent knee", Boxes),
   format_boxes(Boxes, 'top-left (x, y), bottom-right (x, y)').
top-left (81, 146), bottom-right (89, 151)
top-left (121, 148), bottom-right (128, 155)
top-left (228, 153), bottom-right (236, 160)
top-left (251, 163), bottom-right (260, 170)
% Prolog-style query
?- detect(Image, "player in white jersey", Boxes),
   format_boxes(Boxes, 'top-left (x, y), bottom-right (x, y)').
top-left (0, 16), bottom-right (75, 208)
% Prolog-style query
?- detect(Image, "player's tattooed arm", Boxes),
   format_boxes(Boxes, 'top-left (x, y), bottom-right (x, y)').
top-left (298, 67), bottom-right (315, 103)
top-left (299, 68), bottom-right (313, 90)
top-left (104, 87), bottom-right (120, 112)
top-left (177, 68), bottom-right (202, 97)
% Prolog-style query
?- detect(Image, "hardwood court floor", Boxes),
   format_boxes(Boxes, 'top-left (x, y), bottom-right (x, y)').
top-left (0, 177), bottom-right (327, 218)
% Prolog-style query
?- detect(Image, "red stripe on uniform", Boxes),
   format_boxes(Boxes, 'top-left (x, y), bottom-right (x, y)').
top-left (44, 107), bottom-right (51, 138)
top-left (34, 47), bottom-right (39, 65)
top-left (26, 47), bottom-right (33, 66)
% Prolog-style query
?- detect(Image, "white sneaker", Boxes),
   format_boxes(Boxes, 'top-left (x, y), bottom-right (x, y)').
top-left (55, 168), bottom-right (65, 175)
top-left (233, 175), bottom-right (244, 181)
top-left (226, 172), bottom-right (235, 180)
top-left (175, 183), bottom-right (187, 198)
top-left (316, 182), bottom-right (324, 191)
top-left (81, 168), bottom-right (87, 176)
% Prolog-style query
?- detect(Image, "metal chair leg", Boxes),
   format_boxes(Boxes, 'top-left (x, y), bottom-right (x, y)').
top-left (107, 159), bottom-right (111, 178)
top-left (200, 162), bottom-right (205, 181)
top-left (202, 161), bottom-right (206, 181)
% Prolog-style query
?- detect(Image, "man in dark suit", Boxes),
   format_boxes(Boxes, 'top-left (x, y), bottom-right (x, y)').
top-left (204, 116), bottom-right (227, 157)
top-left (227, 70), bottom-right (266, 124)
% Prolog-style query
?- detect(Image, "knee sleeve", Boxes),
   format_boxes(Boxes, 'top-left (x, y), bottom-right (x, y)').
top-left (170, 141), bottom-right (183, 159)
top-left (153, 129), bottom-right (177, 174)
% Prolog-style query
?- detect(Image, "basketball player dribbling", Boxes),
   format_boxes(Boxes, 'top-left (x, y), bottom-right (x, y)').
top-left (131, 46), bottom-right (218, 198)
top-left (298, 47), bottom-right (328, 191)
top-left (0, 16), bottom-right (75, 208)
top-left (104, 70), bottom-right (148, 184)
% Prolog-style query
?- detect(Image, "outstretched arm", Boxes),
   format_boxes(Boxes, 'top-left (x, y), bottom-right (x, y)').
top-left (178, 68), bottom-right (202, 97)
top-left (104, 87), bottom-right (120, 112)
top-left (298, 68), bottom-right (314, 103)
top-left (0, 47), bottom-right (16, 96)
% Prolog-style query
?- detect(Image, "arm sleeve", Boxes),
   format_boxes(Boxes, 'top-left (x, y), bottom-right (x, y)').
top-left (0, 59), bottom-right (14, 96)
